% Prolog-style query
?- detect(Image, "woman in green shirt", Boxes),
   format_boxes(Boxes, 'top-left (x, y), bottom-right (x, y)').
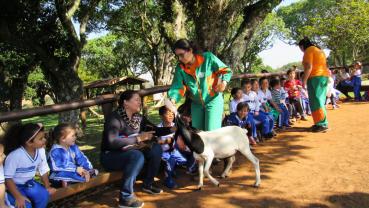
top-left (168, 39), bottom-right (232, 131)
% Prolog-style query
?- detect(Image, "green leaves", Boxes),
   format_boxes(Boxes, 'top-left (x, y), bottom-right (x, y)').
top-left (278, 0), bottom-right (369, 65)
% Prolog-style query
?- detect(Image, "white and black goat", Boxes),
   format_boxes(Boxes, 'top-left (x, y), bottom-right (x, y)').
top-left (165, 99), bottom-right (261, 189)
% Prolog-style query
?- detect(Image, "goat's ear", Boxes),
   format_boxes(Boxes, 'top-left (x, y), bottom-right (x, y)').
top-left (175, 114), bottom-right (185, 128)
top-left (190, 132), bottom-right (204, 154)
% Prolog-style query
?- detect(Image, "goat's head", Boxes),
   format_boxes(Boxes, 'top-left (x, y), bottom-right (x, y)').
top-left (164, 99), bottom-right (204, 154)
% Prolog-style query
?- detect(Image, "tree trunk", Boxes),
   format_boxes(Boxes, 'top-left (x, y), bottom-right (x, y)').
top-left (41, 57), bottom-right (83, 126)
top-left (161, 0), bottom-right (282, 68)
top-left (9, 77), bottom-right (28, 111)
top-left (0, 66), bottom-right (10, 112)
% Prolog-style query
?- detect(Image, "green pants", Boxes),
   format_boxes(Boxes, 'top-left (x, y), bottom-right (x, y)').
top-left (307, 76), bottom-right (328, 127)
top-left (191, 95), bottom-right (224, 131)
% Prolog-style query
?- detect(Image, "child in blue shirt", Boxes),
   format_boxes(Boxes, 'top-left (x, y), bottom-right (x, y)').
top-left (226, 102), bottom-right (257, 145)
top-left (48, 123), bottom-right (98, 188)
top-left (157, 106), bottom-right (189, 189)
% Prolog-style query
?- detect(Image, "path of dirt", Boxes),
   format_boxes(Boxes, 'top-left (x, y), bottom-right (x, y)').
top-left (76, 102), bottom-right (369, 208)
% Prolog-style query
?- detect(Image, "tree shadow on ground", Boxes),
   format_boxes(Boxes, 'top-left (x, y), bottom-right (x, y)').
top-left (69, 128), bottom-right (314, 207)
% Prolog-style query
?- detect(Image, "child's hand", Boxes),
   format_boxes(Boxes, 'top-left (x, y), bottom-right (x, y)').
top-left (214, 80), bottom-right (227, 93)
top-left (15, 195), bottom-right (31, 208)
top-left (265, 106), bottom-right (270, 112)
top-left (138, 131), bottom-right (155, 142)
top-left (254, 111), bottom-right (259, 116)
top-left (166, 137), bottom-right (172, 144)
top-left (47, 187), bottom-right (57, 195)
top-left (76, 166), bottom-right (84, 176)
top-left (157, 140), bottom-right (166, 145)
top-left (84, 171), bottom-right (91, 182)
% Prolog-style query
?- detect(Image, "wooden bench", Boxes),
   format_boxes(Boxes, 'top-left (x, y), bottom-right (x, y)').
top-left (50, 171), bottom-right (122, 202)
top-left (341, 85), bottom-right (369, 97)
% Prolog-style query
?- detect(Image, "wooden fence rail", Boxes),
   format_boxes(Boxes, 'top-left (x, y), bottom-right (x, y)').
top-left (0, 72), bottom-right (291, 123)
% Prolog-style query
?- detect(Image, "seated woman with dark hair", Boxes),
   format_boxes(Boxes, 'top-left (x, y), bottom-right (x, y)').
top-left (336, 67), bottom-right (353, 99)
top-left (100, 90), bottom-right (175, 208)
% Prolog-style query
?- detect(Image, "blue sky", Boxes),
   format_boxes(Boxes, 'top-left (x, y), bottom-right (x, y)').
top-left (258, 0), bottom-right (301, 69)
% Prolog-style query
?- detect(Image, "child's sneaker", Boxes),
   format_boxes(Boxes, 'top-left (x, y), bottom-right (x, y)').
top-left (142, 184), bottom-right (163, 194)
top-left (164, 177), bottom-right (178, 189)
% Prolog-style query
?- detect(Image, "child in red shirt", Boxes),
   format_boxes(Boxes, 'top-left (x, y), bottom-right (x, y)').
top-left (284, 68), bottom-right (308, 121)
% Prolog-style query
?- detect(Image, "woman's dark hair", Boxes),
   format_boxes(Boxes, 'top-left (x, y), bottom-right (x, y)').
top-left (173, 39), bottom-right (200, 54)
top-left (270, 78), bottom-right (281, 88)
top-left (236, 102), bottom-right (250, 112)
top-left (230, 87), bottom-right (242, 96)
top-left (119, 90), bottom-right (140, 106)
top-left (259, 77), bottom-right (268, 85)
top-left (49, 123), bottom-right (75, 145)
top-left (298, 37), bottom-right (315, 50)
top-left (3, 123), bottom-right (44, 154)
top-left (344, 67), bottom-right (350, 73)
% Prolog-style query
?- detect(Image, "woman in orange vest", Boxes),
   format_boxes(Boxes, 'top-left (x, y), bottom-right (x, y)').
top-left (299, 37), bottom-right (329, 133)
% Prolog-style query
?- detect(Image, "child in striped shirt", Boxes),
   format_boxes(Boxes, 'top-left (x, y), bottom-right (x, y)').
top-left (270, 78), bottom-right (291, 129)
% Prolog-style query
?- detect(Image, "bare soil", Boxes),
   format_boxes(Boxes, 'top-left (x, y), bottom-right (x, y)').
top-left (76, 102), bottom-right (369, 208)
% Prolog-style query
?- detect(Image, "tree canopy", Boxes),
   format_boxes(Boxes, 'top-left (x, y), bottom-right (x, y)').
top-left (278, 0), bottom-right (369, 65)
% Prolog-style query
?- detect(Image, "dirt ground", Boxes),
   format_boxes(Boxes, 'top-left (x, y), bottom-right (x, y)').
top-left (76, 102), bottom-right (369, 208)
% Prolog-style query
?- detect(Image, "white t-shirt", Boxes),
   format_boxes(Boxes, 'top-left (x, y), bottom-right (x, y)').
top-left (342, 72), bottom-right (350, 80)
top-left (257, 89), bottom-right (272, 104)
top-left (4, 147), bottom-right (50, 184)
top-left (280, 88), bottom-right (288, 104)
top-left (229, 98), bottom-right (244, 113)
top-left (354, 69), bottom-right (362, 77)
top-left (242, 91), bottom-right (260, 112)
top-left (0, 165), bottom-right (4, 184)
top-left (327, 77), bottom-right (335, 97)
top-left (157, 122), bottom-right (175, 152)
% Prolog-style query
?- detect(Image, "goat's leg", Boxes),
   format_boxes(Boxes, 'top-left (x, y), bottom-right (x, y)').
top-left (203, 154), bottom-right (220, 187)
top-left (221, 156), bottom-right (235, 178)
top-left (197, 158), bottom-right (205, 190)
top-left (239, 146), bottom-right (261, 187)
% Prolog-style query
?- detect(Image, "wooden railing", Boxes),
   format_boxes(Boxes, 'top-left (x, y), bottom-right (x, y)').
top-left (0, 72), bottom-right (290, 123)
top-left (0, 66), bottom-right (368, 123)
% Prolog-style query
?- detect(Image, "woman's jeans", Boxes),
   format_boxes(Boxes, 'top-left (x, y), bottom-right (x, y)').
top-left (100, 143), bottom-right (162, 199)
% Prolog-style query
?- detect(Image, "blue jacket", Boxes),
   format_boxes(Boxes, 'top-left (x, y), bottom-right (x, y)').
top-left (48, 144), bottom-right (93, 182)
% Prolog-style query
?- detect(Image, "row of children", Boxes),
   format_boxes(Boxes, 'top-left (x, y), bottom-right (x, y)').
top-left (0, 114), bottom-right (195, 208)
top-left (226, 68), bottom-right (311, 145)
top-left (333, 61), bottom-right (364, 102)
top-left (0, 123), bottom-right (97, 208)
